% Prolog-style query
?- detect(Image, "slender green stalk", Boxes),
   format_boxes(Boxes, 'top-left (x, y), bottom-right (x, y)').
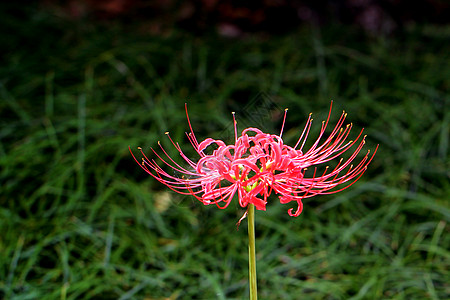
top-left (248, 204), bottom-right (257, 300)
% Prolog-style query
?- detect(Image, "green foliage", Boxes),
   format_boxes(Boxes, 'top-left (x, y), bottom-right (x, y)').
top-left (0, 6), bottom-right (449, 299)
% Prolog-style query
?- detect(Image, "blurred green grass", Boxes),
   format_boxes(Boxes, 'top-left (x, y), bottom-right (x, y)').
top-left (0, 5), bottom-right (449, 300)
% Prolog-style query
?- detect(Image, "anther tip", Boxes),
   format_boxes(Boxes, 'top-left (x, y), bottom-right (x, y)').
top-left (165, 131), bottom-right (169, 135)
top-left (232, 111), bottom-right (235, 115)
top-left (137, 147), bottom-right (142, 150)
top-left (285, 108), bottom-right (288, 111)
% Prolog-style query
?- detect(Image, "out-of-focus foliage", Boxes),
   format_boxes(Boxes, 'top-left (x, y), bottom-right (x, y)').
top-left (40, 0), bottom-right (450, 35)
top-left (0, 3), bottom-right (448, 299)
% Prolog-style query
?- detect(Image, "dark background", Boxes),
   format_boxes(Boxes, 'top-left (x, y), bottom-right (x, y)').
top-left (0, 1), bottom-right (449, 299)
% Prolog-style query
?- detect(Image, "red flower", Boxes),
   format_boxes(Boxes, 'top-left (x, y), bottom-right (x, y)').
top-left (130, 102), bottom-right (378, 218)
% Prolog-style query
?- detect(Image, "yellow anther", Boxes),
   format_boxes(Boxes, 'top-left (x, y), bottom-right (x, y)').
top-left (165, 131), bottom-right (169, 135)
top-left (364, 135), bottom-right (367, 138)
top-left (285, 108), bottom-right (288, 111)
top-left (232, 112), bottom-right (235, 115)
top-left (158, 141), bottom-right (161, 145)
top-left (138, 147), bottom-right (142, 150)
top-left (344, 113), bottom-right (347, 117)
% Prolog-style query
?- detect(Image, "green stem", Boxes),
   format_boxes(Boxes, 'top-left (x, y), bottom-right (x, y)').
top-left (248, 204), bottom-right (258, 300)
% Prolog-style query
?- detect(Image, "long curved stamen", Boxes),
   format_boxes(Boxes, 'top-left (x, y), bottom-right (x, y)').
top-left (280, 108), bottom-right (288, 138)
top-left (232, 112), bottom-right (238, 143)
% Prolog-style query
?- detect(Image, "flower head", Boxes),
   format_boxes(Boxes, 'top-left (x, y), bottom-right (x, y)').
top-left (130, 102), bottom-right (378, 218)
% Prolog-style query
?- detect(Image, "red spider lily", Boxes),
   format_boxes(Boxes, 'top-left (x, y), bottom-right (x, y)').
top-left (130, 102), bottom-right (378, 218)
